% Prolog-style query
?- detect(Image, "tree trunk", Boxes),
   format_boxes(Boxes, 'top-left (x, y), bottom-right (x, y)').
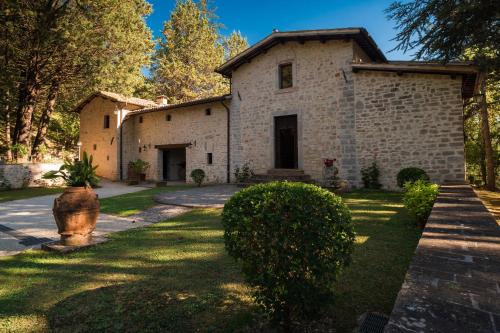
top-left (13, 65), bottom-right (40, 161)
top-left (479, 75), bottom-right (496, 191)
top-left (32, 78), bottom-right (60, 159)
top-left (5, 109), bottom-right (12, 161)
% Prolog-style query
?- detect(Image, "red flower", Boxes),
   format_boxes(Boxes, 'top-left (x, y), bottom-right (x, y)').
top-left (323, 158), bottom-right (335, 167)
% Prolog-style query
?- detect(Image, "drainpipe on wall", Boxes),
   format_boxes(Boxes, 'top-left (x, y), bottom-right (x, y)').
top-left (220, 99), bottom-right (231, 183)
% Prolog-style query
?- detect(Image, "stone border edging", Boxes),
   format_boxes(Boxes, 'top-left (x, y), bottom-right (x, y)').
top-left (384, 185), bottom-right (500, 333)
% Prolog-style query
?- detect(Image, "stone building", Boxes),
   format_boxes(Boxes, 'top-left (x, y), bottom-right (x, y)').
top-left (76, 28), bottom-right (479, 189)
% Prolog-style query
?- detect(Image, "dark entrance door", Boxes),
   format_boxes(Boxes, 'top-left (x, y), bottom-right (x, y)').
top-left (162, 150), bottom-right (170, 180)
top-left (274, 115), bottom-right (298, 169)
top-left (162, 148), bottom-right (186, 181)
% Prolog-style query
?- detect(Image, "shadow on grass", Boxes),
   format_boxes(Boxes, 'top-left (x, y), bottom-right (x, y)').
top-left (0, 192), bottom-right (421, 333)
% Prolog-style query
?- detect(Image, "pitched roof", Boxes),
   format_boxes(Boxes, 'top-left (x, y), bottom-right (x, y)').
top-left (73, 91), bottom-right (157, 113)
top-left (351, 61), bottom-right (479, 98)
top-left (124, 94), bottom-right (231, 119)
top-left (216, 28), bottom-right (387, 77)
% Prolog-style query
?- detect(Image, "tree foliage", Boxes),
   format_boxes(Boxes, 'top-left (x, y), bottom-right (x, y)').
top-left (153, 0), bottom-right (248, 103)
top-left (0, 0), bottom-right (154, 161)
top-left (386, 0), bottom-right (499, 71)
top-left (224, 30), bottom-right (249, 59)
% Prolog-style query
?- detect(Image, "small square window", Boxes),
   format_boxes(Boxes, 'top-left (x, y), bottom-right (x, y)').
top-left (139, 147), bottom-right (142, 153)
top-left (103, 115), bottom-right (110, 128)
top-left (166, 114), bottom-right (171, 121)
top-left (93, 144), bottom-right (97, 151)
top-left (279, 63), bottom-right (293, 89)
top-left (205, 108), bottom-right (211, 116)
top-left (207, 153), bottom-right (213, 165)
top-left (139, 116), bottom-right (143, 123)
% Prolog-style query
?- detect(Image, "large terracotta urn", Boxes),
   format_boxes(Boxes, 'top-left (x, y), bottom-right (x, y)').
top-left (52, 186), bottom-right (100, 246)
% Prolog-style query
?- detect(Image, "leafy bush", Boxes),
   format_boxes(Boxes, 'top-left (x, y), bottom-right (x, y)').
top-left (129, 159), bottom-right (150, 175)
top-left (190, 168), bottom-right (205, 186)
top-left (403, 180), bottom-right (439, 228)
top-left (43, 152), bottom-right (99, 187)
top-left (361, 161), bottom-right (382, 189)
top-left (234, 163), bottom-right (254, 183)
top-left (222, 182), bottom-right (355, 327)
top-left (397, 167), bottom-right (429, 188)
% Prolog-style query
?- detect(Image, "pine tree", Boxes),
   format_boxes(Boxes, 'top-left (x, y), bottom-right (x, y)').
top-left (153, 0), bottom-right (226, 103)
top-left (224, 31), bottom-right (249, 59)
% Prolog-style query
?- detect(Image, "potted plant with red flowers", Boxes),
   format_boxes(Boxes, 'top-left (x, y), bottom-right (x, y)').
top-left (322, 158), bottom-right (341, 190)
top-left (43, 152), bottom-right (100, 246)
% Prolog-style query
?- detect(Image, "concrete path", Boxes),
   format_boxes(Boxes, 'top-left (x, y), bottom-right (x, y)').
top-left (154, 185), bottom-right (239, 208)
top-left (0, 181), bottom-right (149, 257)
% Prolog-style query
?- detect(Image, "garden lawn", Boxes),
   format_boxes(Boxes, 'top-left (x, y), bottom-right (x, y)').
top-left (0, 187), bottom-right (63, 203)
top-left (0, 190), bottom-right (421, 332)
top-left (99, 185), bottom-right (192, 216)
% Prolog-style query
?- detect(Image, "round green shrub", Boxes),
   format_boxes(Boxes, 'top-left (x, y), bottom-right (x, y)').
top-left (403, 179), bottom-right (439, 228)
top-left (222, 182), bottom-right (355, 326)
top-left (190, 168), bottom-right (205, 186)
top-left (397, 167), bottom-right (429, 188)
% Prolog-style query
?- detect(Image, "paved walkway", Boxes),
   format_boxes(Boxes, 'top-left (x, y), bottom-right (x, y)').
top-left (385, 185), bottom-right (500, 333)
top-left (154, 185), bottom-right (239, 208)
top-left (0, 181), bottom-right (149, 256)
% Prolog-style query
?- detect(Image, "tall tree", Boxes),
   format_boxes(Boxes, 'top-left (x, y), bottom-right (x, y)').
top-left (224, 31), bottom-right (249, 59)
top-left (0, 0), bottom-right (154, 161)
top-left (386, 0), bottom-right (499, 190)
top-left (153, 0), bottom-right (226, 103)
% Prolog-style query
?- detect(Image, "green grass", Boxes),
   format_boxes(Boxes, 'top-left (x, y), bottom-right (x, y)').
top-left (0, 190), bottom-right (421, 332)
top-left (99, 185), bottom-right (193, 216)
top-left (0, 187), bottom-right (63, 203)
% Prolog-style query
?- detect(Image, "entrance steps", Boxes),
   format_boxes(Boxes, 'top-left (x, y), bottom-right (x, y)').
top-left (239, 169), bottom-right (314, 186)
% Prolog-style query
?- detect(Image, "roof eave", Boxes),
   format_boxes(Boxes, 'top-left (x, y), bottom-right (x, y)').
top-left (124, 94), bottom-right (232, 119)
top-left (351, 62), bottom-right (480, 99)
top-left (216, 28), bottom-right (387, 77)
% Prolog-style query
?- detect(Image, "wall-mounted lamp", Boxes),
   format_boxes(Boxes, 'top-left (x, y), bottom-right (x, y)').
top-left (77, 141), bottom-right (82, 160)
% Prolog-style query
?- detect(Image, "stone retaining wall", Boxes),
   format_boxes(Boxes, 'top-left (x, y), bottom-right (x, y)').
top-left (384, 185), bottom-right (500, 332)
top-left (0, 163), bottom-right (64, 189)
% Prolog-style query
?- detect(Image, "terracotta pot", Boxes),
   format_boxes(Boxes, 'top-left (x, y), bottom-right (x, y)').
top-left (52, 186), bottom-right (100, 246)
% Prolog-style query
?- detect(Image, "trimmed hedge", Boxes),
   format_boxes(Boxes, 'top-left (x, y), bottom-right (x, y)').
top-left (403, 179), bottom-right (439, 228)
top-left (222, 182), bottom-right (355, 326)
top-left (397, 167), bottom-right (429, 188)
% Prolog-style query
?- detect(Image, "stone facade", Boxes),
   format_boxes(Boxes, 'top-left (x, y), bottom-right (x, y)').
top-left (230, 40), bottom-right (359, 184)
top-left (78, 29), bottom-right (473, 189)
top-left (79, 97), bottom-right (142, 180)
top-left (121, 103), bottom-right (228, 184)
top-left (354, 72), bottom-right (465, 189)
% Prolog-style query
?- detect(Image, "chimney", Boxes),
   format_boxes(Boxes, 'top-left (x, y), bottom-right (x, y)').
top-left (156, 95), bottom-right (168, 105)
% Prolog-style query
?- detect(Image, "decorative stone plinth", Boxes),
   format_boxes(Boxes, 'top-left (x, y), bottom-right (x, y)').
top-left (41, 236), bottom-right (108, 254)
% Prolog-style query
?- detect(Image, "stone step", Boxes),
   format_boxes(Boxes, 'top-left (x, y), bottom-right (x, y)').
top-left (252, 174), bottom-right (312, 182)
top-left (267, 168), bottom-right (305, 176)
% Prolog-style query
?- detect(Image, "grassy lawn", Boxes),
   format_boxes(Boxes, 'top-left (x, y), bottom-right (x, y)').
top-left (0, 190), bottom-right (420, 332)
top-left (99, 185), bottom-right (193, 216)
top-left (0, 187), bottom-right (63, 203)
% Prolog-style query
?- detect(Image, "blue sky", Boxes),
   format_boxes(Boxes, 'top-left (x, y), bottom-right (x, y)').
top-left (146, 0), bottom-right (415, 60)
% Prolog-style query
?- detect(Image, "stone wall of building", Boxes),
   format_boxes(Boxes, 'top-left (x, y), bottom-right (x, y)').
top-left (122, 103), bottom-right (228, 184)
top-left (230, 40), bottom-right (359, 184)
top-left (353, 71), bottom-right (465, 189)
top-left (79, 97), bottom-right (141, 180)
top-left (0, 163), bottom-right (64, 189)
